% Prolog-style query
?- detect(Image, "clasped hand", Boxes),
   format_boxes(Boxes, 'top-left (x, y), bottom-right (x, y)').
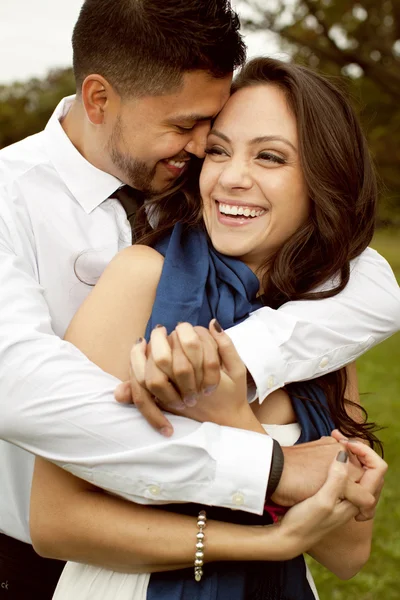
top-left (115, 321), bottom-right (387, 523)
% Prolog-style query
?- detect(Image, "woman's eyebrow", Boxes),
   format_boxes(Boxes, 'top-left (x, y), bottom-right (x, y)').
top-left (209, 129), bottom-right (297, 153)
top-left (252, 135), bottom-right (297, 152)
top-left (208, 129), bottom-right (230, 143)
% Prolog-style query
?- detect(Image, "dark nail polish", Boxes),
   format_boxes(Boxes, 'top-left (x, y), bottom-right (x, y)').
top-left (336, 451), bottom-right (348, 463)
top-left (213, 319), bottom-right (223, 333)
top-left (135, 337), bottom-right (143, 344)
top-left (155, 324), bottom-right (164, 329)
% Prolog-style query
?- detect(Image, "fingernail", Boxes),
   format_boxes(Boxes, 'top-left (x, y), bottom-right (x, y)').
top-left (213, 319), bottom-right (223, 333)
top-left (160, 426), bottom-right (173, 437)
top-left (184, 394), bottom-right (198, 407)
top-left (203, 384), bottom-right (217, 396)
top-left (347, 438), bottom-right (360, 444)
top-left (155, 324), bottom-right (164, 329)
top-left (172, 401), bottom-right (186, 411)
top-left (336, 451), bottom-right (349, 463)
top-left (135, 337), bottom-right (143, 344)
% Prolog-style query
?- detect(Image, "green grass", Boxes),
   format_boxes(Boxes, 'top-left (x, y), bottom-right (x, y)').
top-left (307, 228), bottom-right (400, 599)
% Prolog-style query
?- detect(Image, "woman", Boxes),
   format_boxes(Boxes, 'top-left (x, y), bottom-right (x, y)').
top-left (30, 58), bottom-right (386, 599)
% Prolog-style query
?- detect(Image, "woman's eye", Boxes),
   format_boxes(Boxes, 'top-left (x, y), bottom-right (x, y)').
top-left (204, 147), bottom-right (227, 157)
top-left (258, 152), bottom-right (286, 165)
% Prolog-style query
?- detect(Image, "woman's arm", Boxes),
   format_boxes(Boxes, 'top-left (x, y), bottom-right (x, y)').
top-left (64, 244), bottom-right (164, 380)
top-left (30, 457), bottom-right (279, 572)
top-left (249, 361), bottom-right (374, 579)
top-left (30, 443), bottom-right (359, 572)
top-left (30, 244), bottom-right (263, 569)
top-left (29, 246), bottom-right (379, 575)
top-left (306, 363), bottom-right (374, 579)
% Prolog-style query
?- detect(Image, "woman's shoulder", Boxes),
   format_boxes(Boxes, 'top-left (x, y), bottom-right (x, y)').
top-left (111, 244), bottom-right (164, 270)
top-left (100, 244), bottom-right (164, 291)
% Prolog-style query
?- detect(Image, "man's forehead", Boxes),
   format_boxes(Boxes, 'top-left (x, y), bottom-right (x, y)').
top-left (165, 74), bottom-right (231, 120)
top-left (128, 71), bottom-right (231, 123)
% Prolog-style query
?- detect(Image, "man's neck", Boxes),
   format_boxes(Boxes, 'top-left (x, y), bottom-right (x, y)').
top-left (61, 99), bottom-right (106, 173)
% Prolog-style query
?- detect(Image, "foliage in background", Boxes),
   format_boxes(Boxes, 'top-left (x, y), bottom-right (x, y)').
top-left (1, 1), bottom-right (400, 225)
top-left (307, 229), bottom-right (400, 599)
top-left (0, 68), bottom-right (75, 148)
top-left (243, 0), bottom-right (400, 226)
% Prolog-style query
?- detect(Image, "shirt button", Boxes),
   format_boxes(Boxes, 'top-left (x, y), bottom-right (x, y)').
top-left (232, 492), bottom-right (245, 506)
top-left (148, 484), bottom-right (161, 496)
top-left (319, 357), bottom-right (329, 368)
top-left (267, 376), bottom-right (275, 389)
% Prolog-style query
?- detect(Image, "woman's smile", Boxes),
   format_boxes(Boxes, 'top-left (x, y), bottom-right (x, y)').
top-left (214, 199), bottom-right (268, 227)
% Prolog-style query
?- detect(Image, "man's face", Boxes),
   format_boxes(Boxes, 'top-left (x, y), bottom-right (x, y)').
top-left (106, 71), bottom-right (232, 193)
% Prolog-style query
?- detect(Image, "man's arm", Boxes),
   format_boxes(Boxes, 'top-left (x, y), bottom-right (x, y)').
top-left (124, 247), bottom-right (399, 427)
top-left (228, 247), bottom-right (400, 401)
top-left (0, 208), bottom-right (272, 515)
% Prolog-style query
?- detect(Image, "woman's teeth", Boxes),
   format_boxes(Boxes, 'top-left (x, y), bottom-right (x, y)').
top-left (166, 159), bottom-right (186, 169)
top-left (218, 203), bottom-right (266, 218)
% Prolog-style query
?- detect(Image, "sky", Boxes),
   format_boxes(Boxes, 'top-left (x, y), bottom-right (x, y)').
top-left (0, 0), bottom-right (282, 85)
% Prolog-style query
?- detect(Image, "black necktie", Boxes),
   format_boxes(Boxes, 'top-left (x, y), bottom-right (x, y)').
top-left (111, 186), bottom-right (144, 243)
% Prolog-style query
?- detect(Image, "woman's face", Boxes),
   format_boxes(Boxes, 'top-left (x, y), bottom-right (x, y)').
top-left (200, 84), bottom-right (310, 272)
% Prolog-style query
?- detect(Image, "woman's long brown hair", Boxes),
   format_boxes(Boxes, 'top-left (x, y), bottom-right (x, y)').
top-left (134, 58), bottom-right (382, 453)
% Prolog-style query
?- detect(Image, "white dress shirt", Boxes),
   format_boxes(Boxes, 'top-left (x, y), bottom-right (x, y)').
top-left (0, 96), bottom-right (399, 544)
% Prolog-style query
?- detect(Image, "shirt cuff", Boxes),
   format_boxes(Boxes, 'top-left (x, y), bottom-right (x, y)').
top-left (226, 313), bottom-right (288, 402)
top-left (209, 426), bottom-right (273, 515)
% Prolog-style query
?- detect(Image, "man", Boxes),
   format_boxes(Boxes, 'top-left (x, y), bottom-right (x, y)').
top-left (0, 0), bottom-right (398, 598)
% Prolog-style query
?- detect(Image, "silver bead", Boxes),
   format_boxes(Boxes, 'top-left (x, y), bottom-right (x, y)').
top-left (195, 570), bottom-right (203, 582)
top-left (195, 550), bottom-right (204, 559)
top-left (196, 532), bottom-right (205, 540)
top-left (195, 558), bottom-right (204, 566)
top-left (197, 520), bottom-right (206, 528)
top-left (196, 542), bottom-right (205, 550)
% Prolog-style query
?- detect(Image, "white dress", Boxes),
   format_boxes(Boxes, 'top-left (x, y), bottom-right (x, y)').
top-left (53, 423), bottom-right (319, 600)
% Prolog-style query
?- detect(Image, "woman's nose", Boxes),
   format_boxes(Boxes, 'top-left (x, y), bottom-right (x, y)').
top-left (218, 157), bottom-right (253, 190)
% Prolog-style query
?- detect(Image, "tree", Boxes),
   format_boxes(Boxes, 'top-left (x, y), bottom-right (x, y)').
top-left (0, 68), bottom-right (75, 149)
top-left (242, 0), bottom-right (400, 225)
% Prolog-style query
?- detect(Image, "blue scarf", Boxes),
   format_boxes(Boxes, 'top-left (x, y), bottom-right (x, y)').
top-left (145, 223), bottom-right (335, 600)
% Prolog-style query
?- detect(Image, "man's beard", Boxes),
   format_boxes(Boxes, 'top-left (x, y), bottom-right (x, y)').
top-left (108, 117), bottom-right (157, 193)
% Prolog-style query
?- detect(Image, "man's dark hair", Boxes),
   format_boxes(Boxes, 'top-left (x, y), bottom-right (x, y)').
top-left (72, 0), bottom-right (246, 97)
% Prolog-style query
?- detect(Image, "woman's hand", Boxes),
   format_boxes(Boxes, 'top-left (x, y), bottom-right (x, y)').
top-left (331, 430), bottom-right (387, 521)
top-left (274, 450), bottom-right (360, 560)
top-left (117, 320), bottom-right (264, 433)
top-left (167, 320), bottom-right (264, 432)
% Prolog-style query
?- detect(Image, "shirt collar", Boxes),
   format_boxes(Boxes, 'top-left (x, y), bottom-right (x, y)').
top-left (44, 95), bottom-right (123, 214)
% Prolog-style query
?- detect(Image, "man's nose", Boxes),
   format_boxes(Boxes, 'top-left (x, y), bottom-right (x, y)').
top-left (184, 122), bottom-right (211, 159)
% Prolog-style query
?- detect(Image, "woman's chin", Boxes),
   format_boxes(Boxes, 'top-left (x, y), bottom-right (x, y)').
top-left (210, 240), bottom-right (254, 263)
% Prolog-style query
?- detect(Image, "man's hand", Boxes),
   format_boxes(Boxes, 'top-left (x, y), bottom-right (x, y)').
top-left (272, 437), bottom-right (362, 506)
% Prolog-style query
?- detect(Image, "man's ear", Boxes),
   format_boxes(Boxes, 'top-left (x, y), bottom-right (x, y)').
top-left (80, 75), bottom-right (118, 125)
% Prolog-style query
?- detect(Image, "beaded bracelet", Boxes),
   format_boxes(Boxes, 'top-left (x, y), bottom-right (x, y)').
top-left (194, 510), bottom-right (207, 582)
